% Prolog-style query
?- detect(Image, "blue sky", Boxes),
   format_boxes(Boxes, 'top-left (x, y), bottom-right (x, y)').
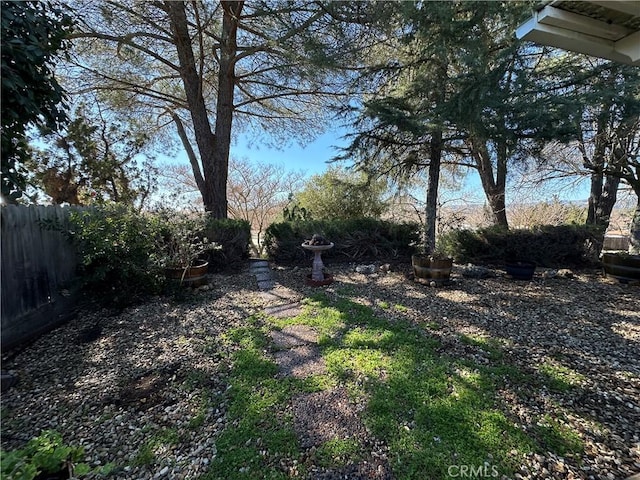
top-left (228, 129), bottom-right (592, 204)
top-left (230, 129), bottom-right (348, 178)
top-left (164, 125), bottom-right (597, 205)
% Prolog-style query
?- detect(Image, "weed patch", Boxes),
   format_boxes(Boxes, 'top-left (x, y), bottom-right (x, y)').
top-left (538, 360), bottom-right (586, 392)
top-left (133, 428), bottom-right (180, 467)
top-left (535, 415), bottom-right (584, 456)
top-left (206, 324), bottom-right (303, 478)
top-left (314, 438), bottom-right (362, 468)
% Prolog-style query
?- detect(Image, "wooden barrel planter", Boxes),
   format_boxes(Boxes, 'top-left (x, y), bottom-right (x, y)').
top-left (165, 260), bottom-right (209, 287)
top-left (412, 255), bottom-right (453, 284)
top-left (504, 261), bottom-right (536, 280)
top-left (602, 253), bottom-right (640, 282)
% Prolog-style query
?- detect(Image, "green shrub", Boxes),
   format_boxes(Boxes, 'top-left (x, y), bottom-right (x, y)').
top-left (438, 224), bottom-right (600, 267)
top-left (0, 430), bottom-right (111, 479)
top-left (152, 209), bottom-right (219, 268)
top-left (264, 218), bottom-right (420, 264)
top-left (64, 207), bottom-right (250, 305)
top-left (203, 217), bottom-right (251, 270)
top-left (67, 205), bottom-right (163, 307)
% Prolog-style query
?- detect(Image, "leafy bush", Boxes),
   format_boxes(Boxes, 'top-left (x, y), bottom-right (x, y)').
top-left (62, 207), bottom-right (250, 305)
top-left (67, 205), bottom-right (163, 307)
top-left (203, 217), bottom-right (251, 270)
top-left (0, 430), bottom-right (112, 479)
top-left (438, 224), bottom-right (601, 267)
top-left (152, 209), bottom-right (219, 268)
top-left (264, 218), bottom-right (420, 264)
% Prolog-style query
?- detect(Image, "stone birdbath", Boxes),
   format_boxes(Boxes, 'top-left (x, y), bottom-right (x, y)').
top-left (302, 234), bottom-right (334, 286)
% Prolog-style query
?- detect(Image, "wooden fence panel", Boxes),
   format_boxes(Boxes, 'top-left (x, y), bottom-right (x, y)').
top-left (1, 205), bottom-right (80, 349)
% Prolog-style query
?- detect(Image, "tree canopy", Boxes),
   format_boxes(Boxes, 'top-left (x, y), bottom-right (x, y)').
top-left (64, 0), bottom-right (376, 216)
top-left (295, 166), bottom-right (389, 220)
top-left (26, 103), bottom-right (158, 207)
top-left (1, 0), bottom-right (74, 203)
top-left (341, 1), bottom-right (581, 236)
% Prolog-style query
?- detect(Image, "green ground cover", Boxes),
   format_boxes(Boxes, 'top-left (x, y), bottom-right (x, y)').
top-left (205, 292), bottom-right (585, 479)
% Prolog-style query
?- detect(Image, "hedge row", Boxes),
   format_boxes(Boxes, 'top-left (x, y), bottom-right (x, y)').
top-left (264, 218), bottom-right (420, 264)
top-left (438, 224), bottom-right (601, 267)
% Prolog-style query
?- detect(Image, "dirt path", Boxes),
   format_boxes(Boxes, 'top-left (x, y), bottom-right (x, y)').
top-left (262, 289), bottom-right (393, 479)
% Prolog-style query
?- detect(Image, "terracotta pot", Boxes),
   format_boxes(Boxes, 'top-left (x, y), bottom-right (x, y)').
top-left (602, 253), bottom-right (640, 282)
top-left (165, 260), bottom-right (209, 287)
top-left (412, 255), bottom-right (453, 282)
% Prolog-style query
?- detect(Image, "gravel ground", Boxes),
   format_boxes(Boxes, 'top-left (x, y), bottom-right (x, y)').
top-left (1, 263), bottom-right (639, 480)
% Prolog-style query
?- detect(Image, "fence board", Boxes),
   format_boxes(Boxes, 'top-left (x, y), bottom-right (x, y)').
top-left (1, 205), bottom-right (81, 349)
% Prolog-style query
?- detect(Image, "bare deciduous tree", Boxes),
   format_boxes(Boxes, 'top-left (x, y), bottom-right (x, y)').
top-left (227, 158), bottom-right (304, 254)
top-left (161, 158), bottom-right (304, 254)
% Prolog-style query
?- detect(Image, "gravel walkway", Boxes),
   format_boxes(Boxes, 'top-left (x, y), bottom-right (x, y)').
top-left (1, 263), bottom-right (638, 480)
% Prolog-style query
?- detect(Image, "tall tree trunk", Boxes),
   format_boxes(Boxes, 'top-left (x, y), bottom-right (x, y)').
top-left (586, 169), bottom-right (603, 225)
top-left (470, 135), bottom-right (509, 228)
top-left (586, 171), bottom-right (620, 231)
top-left (630, 196), bottom-right (640, 254)
top-left (166, 1), bottom-right (242, 217)
top-left (582, 107), bottom-right (615, 248)
top-left (584, 120), bottom-right (618, 231)
top-left (208, 0), bottom-right (243, 219)
top-left (494, 140), bottom-right (509, 228)
top-left (424, 129), bottom-right (442, 254)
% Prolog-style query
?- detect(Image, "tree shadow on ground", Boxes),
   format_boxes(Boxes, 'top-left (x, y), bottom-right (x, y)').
top-left (271, 263), bottom-right (639, 479)
top-left (0, 272), bottom-right (258, 477)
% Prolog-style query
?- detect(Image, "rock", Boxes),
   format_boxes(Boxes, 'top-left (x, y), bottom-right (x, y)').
top-left (461, 264), bottom-right (493, 279)
top-left (558, 268), bottom-right (575, 278)
top-left (355, 265), bottom-right (376, 274)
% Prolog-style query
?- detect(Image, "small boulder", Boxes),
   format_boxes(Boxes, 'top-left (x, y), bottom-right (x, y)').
top-left (355, 264), bottom-right (376, 274)
top-left (557, 268), bottom-right (575, 279)
top-left (460, 264), bottom-right (493, 279)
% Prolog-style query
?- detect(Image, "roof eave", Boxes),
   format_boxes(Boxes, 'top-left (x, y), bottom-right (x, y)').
top-left (516, 5), bottom-right (640, 65)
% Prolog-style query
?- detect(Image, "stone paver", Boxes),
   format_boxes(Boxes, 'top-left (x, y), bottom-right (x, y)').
top-left (271, 325), bottom-right (318, 347)
top-left (264, 302), bottom-right (303, 319)
top-left (273, 345), bottom-right (326, 378)
top-left (257, 280), bottom-right (275, 290)
top-left (248, 259), bottom-right (269, 270)
top-left (249, 259), bottom-right (278, 291)
top-left (259, 286), bottom-right (302, 305)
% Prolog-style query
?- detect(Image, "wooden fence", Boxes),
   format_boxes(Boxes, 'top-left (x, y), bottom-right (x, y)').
top-left (1, 205), bottom-right (80, 349)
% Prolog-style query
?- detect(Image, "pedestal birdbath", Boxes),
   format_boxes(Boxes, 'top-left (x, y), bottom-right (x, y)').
top-left (302, 235), bottom-right (334, 286)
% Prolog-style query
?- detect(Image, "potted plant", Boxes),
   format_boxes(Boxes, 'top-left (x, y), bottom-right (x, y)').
top-left (153, 211), bottom-right (219, 287)
top-left (411, 248), bottom-right (453, 285)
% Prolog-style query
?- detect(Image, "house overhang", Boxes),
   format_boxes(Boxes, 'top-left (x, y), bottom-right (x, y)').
top-left (516, 1), bottom-right (640, 65)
